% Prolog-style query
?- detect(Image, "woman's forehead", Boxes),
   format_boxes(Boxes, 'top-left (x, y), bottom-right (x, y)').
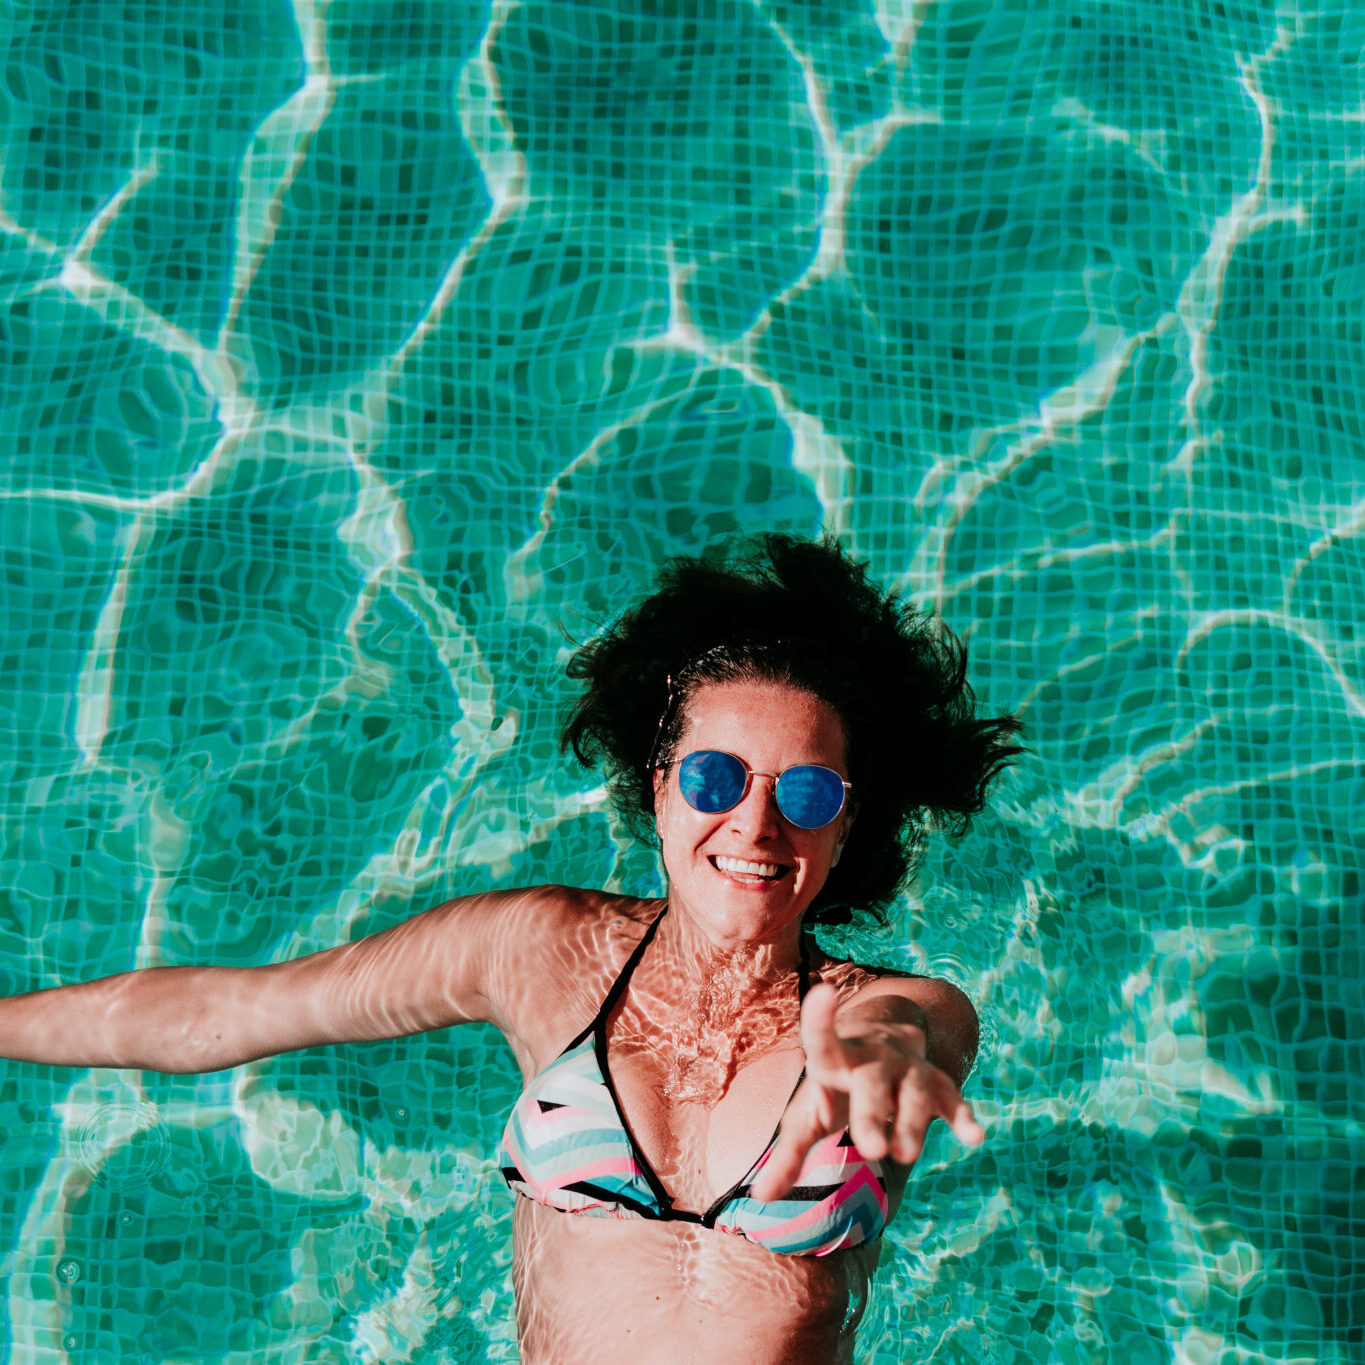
top-left (679, 680), bottom-right (848, 757)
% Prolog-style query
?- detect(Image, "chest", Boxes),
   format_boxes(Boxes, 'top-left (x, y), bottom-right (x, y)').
top-left (602, 998), bottom-right (807, 1212)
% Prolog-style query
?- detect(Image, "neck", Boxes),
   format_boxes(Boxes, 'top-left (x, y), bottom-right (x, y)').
top-left (652, 897), bottom-right (807, 994)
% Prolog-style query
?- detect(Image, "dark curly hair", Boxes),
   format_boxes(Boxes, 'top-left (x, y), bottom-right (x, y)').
top-left (560, 535), bottom-right (1024, 926)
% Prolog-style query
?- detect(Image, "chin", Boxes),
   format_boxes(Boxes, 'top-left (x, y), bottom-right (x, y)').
top-left (663, 851), bottom-right (827, 943)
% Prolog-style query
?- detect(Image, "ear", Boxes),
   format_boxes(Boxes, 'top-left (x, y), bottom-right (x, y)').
top-left (841, 800), bottom-right (859, 839)
top-left (652, 766), bottom-right (668, 813)
top-left (831, 802), bottom-right (858, 865)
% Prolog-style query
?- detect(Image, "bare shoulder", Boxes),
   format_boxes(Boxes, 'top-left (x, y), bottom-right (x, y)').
top-left (428, 884), bottom-right (662, 1066)
top-left (818, 956), bottom-right (978, 1021)
top-left (452, 883), bottom-right (657, 960)
top-left (813, 952), bottom-right (980, 1087)
top-left (285, 883), bottom-right (654, 1060)
top-left (408, 881), bottom-right (647, 946)
top-left (517, 883), bottom-right (661, 930)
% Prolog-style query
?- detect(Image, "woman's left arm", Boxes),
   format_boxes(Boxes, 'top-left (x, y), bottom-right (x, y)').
top-left (749, 979), bottom-right (985, 1202)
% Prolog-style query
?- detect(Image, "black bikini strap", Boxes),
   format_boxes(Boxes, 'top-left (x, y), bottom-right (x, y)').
top-left (578, 905), bottom-right (812, 1046)
top-left (589, 902), bottom-right (668, 1034)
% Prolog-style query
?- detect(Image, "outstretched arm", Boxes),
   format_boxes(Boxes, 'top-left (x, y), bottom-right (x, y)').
top-left (0, 885), bottom-right (557, 1074)
top-left (750, 977), bottom-right (984, 1202)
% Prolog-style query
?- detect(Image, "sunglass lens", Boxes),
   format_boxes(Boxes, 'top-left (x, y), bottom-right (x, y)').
top-left (678, 750), bottom-right (747, 813)
top-left (774, 765), bottom-right (846, 829)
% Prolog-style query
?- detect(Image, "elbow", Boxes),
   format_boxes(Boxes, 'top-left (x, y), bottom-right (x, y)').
top-left (110, 975), bottom-right (247, 1075)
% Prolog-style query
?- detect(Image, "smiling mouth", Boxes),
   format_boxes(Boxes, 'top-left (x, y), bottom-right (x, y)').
top-left (710, 855), bottom-right (790, 882)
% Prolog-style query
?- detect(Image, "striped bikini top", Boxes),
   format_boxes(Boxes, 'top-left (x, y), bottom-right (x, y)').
top-left (498, 907), bottom-right (889, 1257)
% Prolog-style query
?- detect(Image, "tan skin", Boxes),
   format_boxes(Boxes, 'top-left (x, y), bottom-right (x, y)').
top-left (0, 680), bottom-right (983, 1363)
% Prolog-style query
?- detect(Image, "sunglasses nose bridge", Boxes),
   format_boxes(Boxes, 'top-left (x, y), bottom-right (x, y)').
top-left (726, 765), bottom-right (783, 825)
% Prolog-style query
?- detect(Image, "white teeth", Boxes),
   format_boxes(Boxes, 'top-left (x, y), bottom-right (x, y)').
top-left (714, 856), bottom-right (782, 877)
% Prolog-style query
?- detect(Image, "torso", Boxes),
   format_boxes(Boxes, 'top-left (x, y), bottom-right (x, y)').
top-left (496, 890), bottom-right (917, 1364)
top-left (512, 1199), bottom-right (872, 1363)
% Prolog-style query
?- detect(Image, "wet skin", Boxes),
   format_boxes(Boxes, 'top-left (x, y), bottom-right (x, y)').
top-left (0, 681), bottom-right (982, 1363)
top-left (505, 894), bottom-right (888, 1364)
top-left (504, 683), bottom-right (984, 1361)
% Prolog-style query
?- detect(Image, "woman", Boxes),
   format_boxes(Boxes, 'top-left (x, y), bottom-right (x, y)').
top-left (1, 535), bottom-right (1022, 1362)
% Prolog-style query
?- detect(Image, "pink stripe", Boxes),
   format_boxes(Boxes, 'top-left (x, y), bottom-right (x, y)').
top-left (546, 1155), bottom-right (644, 1186)
top-left (741, 1163), bottom-right (889, 1242)
top-left (745, 1131), bottom-right (861, 1181)
top-left (503, 1144), bottom-right (643, 1198)
top-left (711, 1218), bottom-right (846, 1256)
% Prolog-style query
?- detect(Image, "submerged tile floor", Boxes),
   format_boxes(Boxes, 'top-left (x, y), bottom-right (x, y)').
top-left (0, 1), bottom-right (1361, 1360)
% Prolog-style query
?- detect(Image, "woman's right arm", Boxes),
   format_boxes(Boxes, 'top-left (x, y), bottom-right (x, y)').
top-left (0, 884), bottom-right (573, 1074)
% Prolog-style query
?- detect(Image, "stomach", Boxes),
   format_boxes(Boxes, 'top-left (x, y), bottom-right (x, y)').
top-left (511, 1197), bottom-right (878, 1364)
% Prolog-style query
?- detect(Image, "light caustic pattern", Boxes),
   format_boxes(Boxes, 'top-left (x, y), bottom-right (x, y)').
top-left (0, 0), bottom-right (1362, 1361)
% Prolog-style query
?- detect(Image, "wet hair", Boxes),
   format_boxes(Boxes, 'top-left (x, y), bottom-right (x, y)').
top-left (560, 534), bottom-right (1025, 927)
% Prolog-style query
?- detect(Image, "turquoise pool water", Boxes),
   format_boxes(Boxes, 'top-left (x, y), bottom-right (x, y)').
top-left (2, 0), bottom-right (1362, 1359)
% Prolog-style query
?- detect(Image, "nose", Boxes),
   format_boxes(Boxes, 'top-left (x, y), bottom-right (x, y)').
top-left (727, 772), bottom-right (782, 840)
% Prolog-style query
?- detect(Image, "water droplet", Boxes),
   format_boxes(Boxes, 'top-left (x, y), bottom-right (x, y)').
top-left (394, 1106), bottom-right (409, 1121)
top-left (118, 1211), bottom-right (135, 1228)
top-left (74, 1101), bottom-right (170, 1191)
top-left (57, 1258), bottom-right (80, 1284)
top-left (63, 1334), bottom-right (78, 1350)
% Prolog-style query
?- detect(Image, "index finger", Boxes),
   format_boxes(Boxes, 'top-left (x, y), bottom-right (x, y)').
top-left (748, 1099), bottom-right (825, 1203)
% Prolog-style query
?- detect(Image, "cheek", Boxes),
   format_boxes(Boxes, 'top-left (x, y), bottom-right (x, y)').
top-left (653, 786), bottom-right (698, 852)
top-left (652, 775), bottom-right (680, 838)
top-left (653, 775), bottom-right (676, 826)
top-left (813, 823), bottom-right (851, 870)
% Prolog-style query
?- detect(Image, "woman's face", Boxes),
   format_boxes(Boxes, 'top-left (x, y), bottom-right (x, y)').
top-left (652, 679), bottom-right (855, 949)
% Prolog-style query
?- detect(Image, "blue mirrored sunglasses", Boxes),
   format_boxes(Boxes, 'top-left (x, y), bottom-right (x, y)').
top-left (673, 749), bottom-right (851, 830)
